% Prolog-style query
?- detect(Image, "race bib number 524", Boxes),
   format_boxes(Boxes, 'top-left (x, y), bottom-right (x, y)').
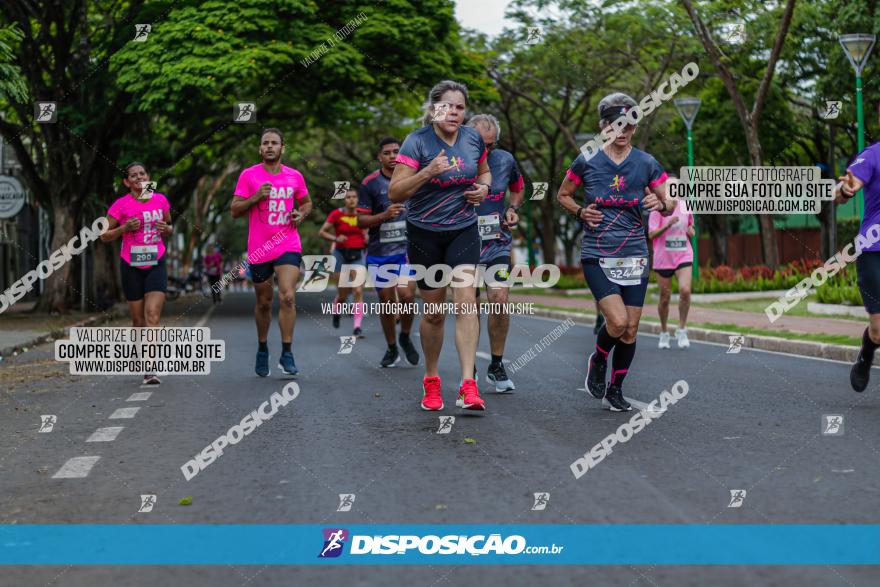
top-left (599, 257), bottom-right (647, 286)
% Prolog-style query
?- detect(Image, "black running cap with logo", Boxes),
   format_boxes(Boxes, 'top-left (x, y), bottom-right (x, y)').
top-left (600, 105), bottom-right (633, 124)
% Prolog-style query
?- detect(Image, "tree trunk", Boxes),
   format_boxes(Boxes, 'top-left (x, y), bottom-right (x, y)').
top-left (747, 137), bottom-right (780, 268)
top-left (93, 239), bottom-right (120, 308)
top-left (538, 199), bottom-right (557, 264)
top-left (34, 205), bottom-right (75, 313)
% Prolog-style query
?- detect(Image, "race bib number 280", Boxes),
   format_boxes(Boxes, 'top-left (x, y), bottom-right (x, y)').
top-left (130, 245), bottom-right (159, 267)
top-left (599, 257), bottom-right (647, 286)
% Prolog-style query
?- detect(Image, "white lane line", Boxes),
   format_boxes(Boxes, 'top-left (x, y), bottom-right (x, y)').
top-left (52, 456), bottom-right (101, 478)
top-left (127, 392), bottom-right (152, 401)
top-left (625, 397), bottom-right (665, 414)
top-left (195, 304), bottom-right (215, 327)
top-left (86, 427), bottom-right (124, 442)
top-left (109, 407), bottom-right (140, 419)
top-left (475, 351), bottom-right (510, 364)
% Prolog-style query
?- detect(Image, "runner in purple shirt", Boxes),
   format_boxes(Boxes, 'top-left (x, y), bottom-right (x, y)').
top-left (389, 80), bottom-right (492, 413)
top-left (835, 141), bottom-right (880, 391)
top-left (467, 114), bottom-right (524, 392)
top-left (556, 92), bottom-right (673, 412)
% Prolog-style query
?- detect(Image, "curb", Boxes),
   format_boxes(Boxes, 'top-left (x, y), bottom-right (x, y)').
top-left (0, 305), bottom-right (127, 359)
top-left (531, 307), bottom-right (871, 366)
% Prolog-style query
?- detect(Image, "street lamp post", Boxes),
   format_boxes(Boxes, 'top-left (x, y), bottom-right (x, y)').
top-left (840, 33), bottom-right (876, 220)
top-left (673, 97), bottom-right (701, 280)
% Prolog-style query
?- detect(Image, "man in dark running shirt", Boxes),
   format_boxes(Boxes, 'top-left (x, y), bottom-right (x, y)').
top-left (358, 137), bottom-right (420, 368)
top-left (467, 114), bottom-right (524, 392)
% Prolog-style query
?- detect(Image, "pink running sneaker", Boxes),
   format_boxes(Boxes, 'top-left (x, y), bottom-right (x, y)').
top-left (421, 376), bottom-right (444, 411)
top-left (456, 378), bottom-right (485, 411)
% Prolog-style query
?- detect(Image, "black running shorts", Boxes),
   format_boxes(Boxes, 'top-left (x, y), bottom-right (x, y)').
top-left (406, 221), bottom-right (480, 290)
top-left (120, 257), bottom-right (168, 302)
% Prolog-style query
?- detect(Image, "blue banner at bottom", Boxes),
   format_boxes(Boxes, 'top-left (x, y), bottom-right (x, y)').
top-left (2, 525), bottom-right (879, 565)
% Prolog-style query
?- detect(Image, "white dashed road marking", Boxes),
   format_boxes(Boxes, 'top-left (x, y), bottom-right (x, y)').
top-left (52, 456), bottom-right (101, 479)
top-left (127, 392), bottom-right (152, 401)
top-left (109, 407), bottom-right (140, 419)
top-left (86, 427), bottom-right (124, 442)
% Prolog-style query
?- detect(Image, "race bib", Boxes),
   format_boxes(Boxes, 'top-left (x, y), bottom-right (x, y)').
top-left (130, 245), bottom-right (159, 267)
top-left (478, 213), bottom-right (502, 241)
top-left (379, 220), bottom-right (406, 243)
top-left (599, 257), bottom-right (647, 286)
top-left (665, 237), bottom-right (687, 251)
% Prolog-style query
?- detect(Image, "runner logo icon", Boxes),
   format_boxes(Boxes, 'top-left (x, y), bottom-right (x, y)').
top-left (318, 528), bottom-right (348, 558)
top-left (728, 489), bottom-right (746, 508)
top-left (133, 24), bottom-right (151, 42)
top-left (531, 492), bottom-right (549, 511)
top-left (822, 414), bottom-right (844, 436)
top-left (298, 255), bottom-right (336, 292)
top-left (727, 335), bottom-right (745, 354)
top-left (332, 181), bottom-right (350, 199)
top-left (35, 102), bottom-right (57, 123)
top-left (138, 494), bottom-right (156, 513)
top-left (338, 336), bottom-right (356, 354)
top-left (525, 26), bottom-right (542, 44)
top-left (437, 416), bottom-right (455, 434)
top-left (39, 415), bottom-right (56, 433)
top-left (337, 494), bottom-right (355, 512)
top-left (530, 182), bottom-right (548, 200)
top-left (234, 102), bottom-right (257, 123)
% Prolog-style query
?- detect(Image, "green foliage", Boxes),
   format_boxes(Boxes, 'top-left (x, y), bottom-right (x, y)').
top-left (0, 25), bottom-right (27, 103)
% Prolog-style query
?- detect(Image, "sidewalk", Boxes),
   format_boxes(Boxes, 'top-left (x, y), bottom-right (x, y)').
top-left (510, 292), bottom-right (863, 338)
top-left (0, 302), bottom-right (127, 358)
top-left (510, 290), bottom-right (872, 364)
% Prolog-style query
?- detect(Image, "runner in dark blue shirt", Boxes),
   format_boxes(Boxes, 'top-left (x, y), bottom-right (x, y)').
top-left (357, 137), bottom-right (420, 368)
top-left (389, 80), bottom-right (492, 412)
top-left (467, 114), bottom-right (524, 392)
top-left (556, 92), bottom-right (673, 412)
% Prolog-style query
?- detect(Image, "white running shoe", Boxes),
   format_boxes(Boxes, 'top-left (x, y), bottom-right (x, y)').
top-left (676, 328), bottom-right (690, 349)
top-left (658, 332), bottom-right (671, 349)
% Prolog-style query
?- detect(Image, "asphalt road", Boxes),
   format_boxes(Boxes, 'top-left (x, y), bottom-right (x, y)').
top-left (2, 290), bottom-right (879, 586)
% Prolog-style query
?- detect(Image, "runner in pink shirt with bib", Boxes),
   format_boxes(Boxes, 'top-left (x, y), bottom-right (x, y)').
top-left (648, 198), bottom-right (695, 349)
top-left (102, 162), bottom-right (173, 386)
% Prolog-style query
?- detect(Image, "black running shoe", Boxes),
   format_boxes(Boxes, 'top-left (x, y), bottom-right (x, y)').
top-left (332, 313), bottom-right (340, 329)
top-left (381, 346), bottom-right (400, 368)
top-left (487, 362), bottom-right (515, 392)
top-left (353, 327), bottom-right (363, 338)
top-left (585, 352), bottom-right (606, 399)
top-left (399, 335), bottom-right (420, 365)
top-left (851, 353), bottom-right (871, 392)
top-left (603, 384), bottom-right (632, 412)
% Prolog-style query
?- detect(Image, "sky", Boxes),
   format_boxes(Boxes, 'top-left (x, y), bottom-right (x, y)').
top-left (454, 0), bottom-right (516, 37)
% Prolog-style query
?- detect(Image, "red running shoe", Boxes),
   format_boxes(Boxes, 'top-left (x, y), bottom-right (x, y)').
top-left (456, 378), bottom-right (485, 411)
top-left (421, 376), bottom-right (444, 411)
